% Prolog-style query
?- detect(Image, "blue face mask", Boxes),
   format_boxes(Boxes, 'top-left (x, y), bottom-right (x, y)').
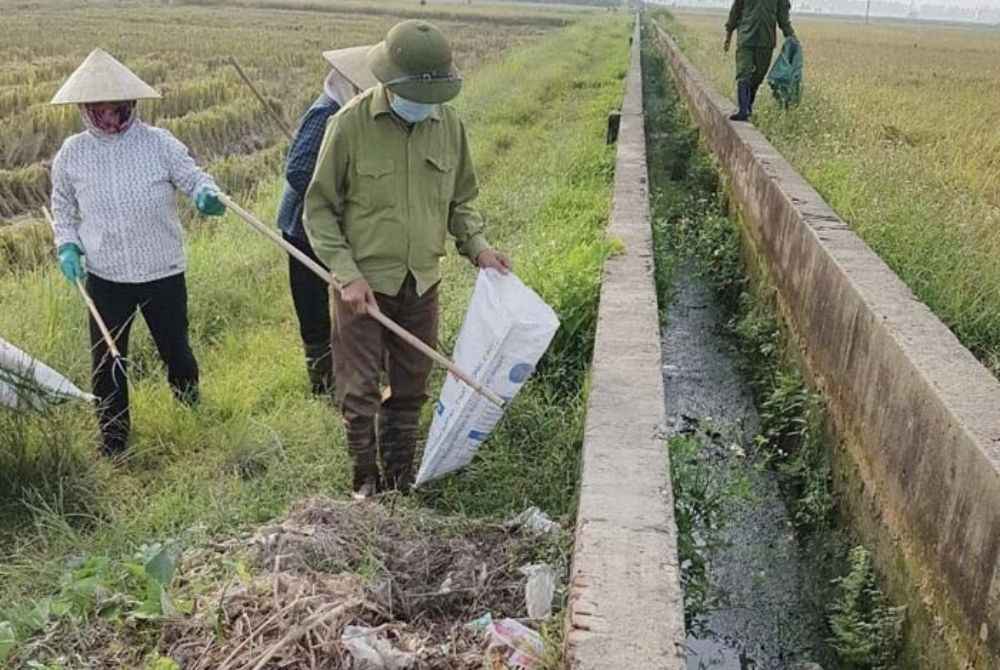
top-left (389, 94), bottom-right (436, 123)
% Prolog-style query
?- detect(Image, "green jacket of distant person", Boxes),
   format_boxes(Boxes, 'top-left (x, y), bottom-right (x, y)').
top-left (724, 0), bottom-right (796, 122)
top-left (725, 0), bottom-right (795, 49)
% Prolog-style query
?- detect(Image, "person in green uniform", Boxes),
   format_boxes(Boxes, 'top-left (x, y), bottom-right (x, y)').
top-left (304, 19), bottom-right (510, 499)
top-left (724, 0), bottom-right (796, 121)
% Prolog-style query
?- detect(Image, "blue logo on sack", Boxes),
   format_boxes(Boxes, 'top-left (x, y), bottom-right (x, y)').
top-left (509, 363), bottom-right (533, 384)
top-left (469, 430), bottom-right (488, 442)
top-left (435, 401), bottom-right (445, 415)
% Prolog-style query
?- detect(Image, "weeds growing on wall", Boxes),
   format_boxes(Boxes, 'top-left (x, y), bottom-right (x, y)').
top-left (642, 17), bottom-right (904, 666)
top-left (827, 546), bottom-right (906, 669)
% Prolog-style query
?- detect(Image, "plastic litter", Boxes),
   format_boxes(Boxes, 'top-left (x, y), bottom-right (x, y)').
top-left (465, 613), bottom-right (546, 668)
top-left (416, 270), bottom-right (559, 486)
top-left (519, 564), bottom-right (556, 620)
top-left (464, 612), bottom-right (495, 632)
top-left (484, 617), bottom-right (545, 669)
top-left (507, 507), bottom-right (560, 537)
top-left (340, 625), bottom-right (415, 670)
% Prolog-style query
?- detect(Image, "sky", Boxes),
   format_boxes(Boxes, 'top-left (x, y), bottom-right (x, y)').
top-left (913, 0), bottom-right (1000, 7)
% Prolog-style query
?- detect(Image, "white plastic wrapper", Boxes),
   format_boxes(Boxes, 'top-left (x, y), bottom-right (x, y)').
top-left (0, 338), bottom-right (95, 412)
top-left (415, 270), bottom-right (559, 486)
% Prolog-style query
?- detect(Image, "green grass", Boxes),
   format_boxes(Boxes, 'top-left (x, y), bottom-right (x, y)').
top-left (0, 14), bottom-right (630, 662)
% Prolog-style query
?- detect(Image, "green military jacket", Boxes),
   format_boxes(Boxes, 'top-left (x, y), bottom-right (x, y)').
top-left (726, 0), bottom-right (795, 48)
top-left (304, 84), bottom-right (491, 297)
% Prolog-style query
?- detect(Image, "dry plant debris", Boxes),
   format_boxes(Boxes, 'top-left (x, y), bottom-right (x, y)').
top-left (158, 497), bottom-right (563, 669)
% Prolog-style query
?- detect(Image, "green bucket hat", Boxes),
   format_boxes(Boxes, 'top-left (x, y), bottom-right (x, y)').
top-left (366, 20), bottom-right (462, 104)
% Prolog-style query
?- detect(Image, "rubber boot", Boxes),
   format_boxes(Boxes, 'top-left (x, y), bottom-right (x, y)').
top-left (379, 409), bottom-right (420, 495)
top-left (345, 417), bottom-right (380, 499)
top-left (748, 84), bottom-right (759, 117)
top-left (729, 81), bottom-right (752, 122)
top-left (304, 341), bottom-right (334, 397)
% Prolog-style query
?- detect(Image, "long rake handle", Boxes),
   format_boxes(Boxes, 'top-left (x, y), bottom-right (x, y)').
top-left (217, 193), bottom-right (506, 408)
top-left (41, 207), bottom-right (122, 360)
top-left (229, 57), bottom-right (294, 141)
top-left (76, 279), bottom-right (122, 359)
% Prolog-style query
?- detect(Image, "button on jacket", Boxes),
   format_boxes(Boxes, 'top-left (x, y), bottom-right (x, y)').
top-left (304, 84), bottom-right (491, 297)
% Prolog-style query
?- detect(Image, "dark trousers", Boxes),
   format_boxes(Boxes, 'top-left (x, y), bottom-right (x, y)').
top-left (333, 274), bottom-right (438, 490)
top-left (283, 232), bottom-right (332, 351)
top-left (736, 45), bottom-right (774, 92)
top-left (87, 273), bottom-right (198, 454)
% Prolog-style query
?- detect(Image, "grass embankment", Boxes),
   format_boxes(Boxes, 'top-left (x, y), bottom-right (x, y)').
top-left (642, 20), bottom-right (906, 666)
top-left (659, 11), bottom-right (1000, 375)
top-left (0, 15), bottom-right (630, 663)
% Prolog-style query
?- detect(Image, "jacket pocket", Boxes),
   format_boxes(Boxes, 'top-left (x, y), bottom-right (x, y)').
top-left (355, 158), bottom-right (397, 210)
top-left (427, 156), bottom-right (455, 205)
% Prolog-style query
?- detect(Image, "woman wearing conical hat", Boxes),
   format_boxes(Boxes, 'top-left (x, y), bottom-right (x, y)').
top-left (48, 48), bottom-right (225, 456)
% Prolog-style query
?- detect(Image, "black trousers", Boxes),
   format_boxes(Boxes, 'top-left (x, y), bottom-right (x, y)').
top-left (87, 273), bottom-right (198, 454)
top-left (283, 232), bottom-right (332, 351)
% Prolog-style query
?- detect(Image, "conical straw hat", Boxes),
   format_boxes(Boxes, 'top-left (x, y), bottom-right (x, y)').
top-left (322, 46), bottom-right (378, 92)
top-left (51, 48), bottom-right (161, 105)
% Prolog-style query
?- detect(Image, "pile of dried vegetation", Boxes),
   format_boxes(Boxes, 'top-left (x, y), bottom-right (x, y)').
top-left (158, 497), bottom-right (566, 669)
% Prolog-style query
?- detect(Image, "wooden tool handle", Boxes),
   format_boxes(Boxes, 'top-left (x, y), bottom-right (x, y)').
top-left (41, 207), bottom-right (123, 360)
top-left (217, 193), bottom-right (506, 408)
top-left (76, 279), bottom-right (122, 359)
top-left (229, 57), bottom-right (294, 141)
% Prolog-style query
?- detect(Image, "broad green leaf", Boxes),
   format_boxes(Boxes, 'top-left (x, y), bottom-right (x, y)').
top-left (173, 598), bottom-right (194, 615)
top-left (98, 600), bottom-right (122, 621)
top-left (132, 583), bottom-right (166, 620)
top-left (27, 598), bottom-right (51, 631)
top-left (125, 561), bottom-right (148, 581)
top-left (68, 576), bottom-right (104, 608)
top-left (73, 556), bottom-right (107, 579)
top-left (49, 599), bottom-right (72, 617)
top-left (159, 586), bottom-right (176, 617)
top-left (145, 545), bottom-right (177, 587)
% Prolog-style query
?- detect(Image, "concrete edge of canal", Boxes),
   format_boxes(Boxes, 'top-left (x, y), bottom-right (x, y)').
top-left (564, 17), bottom-right (688, 670)
top-left (652, 18), bottom-right (1000, 668)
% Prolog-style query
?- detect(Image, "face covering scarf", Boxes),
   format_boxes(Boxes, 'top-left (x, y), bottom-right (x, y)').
top-left (81, 101), bottom-right (137, 135)
top-left (389, 94), bottom-right (436, 124)
top-left (324, 70), bottom-right (360, 107)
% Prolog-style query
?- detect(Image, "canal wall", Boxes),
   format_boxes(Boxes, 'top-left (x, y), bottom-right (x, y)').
top-left (653, 20), bottom-right (1000, 668)
top-left (565, 18), bottom-right (688, 670)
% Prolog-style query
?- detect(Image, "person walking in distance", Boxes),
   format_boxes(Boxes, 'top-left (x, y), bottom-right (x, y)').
top-left (277, 47), bottom-right (377, 396)
top-left (305, 20), bottom-right (511, 498)
top-left (49, 49), bottom-right (225, 456)
top-left (724, 0), bottom-right (796, 121)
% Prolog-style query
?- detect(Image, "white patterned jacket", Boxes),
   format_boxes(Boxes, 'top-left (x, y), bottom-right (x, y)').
top-left (51, 121), bottom-right (218, 284)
